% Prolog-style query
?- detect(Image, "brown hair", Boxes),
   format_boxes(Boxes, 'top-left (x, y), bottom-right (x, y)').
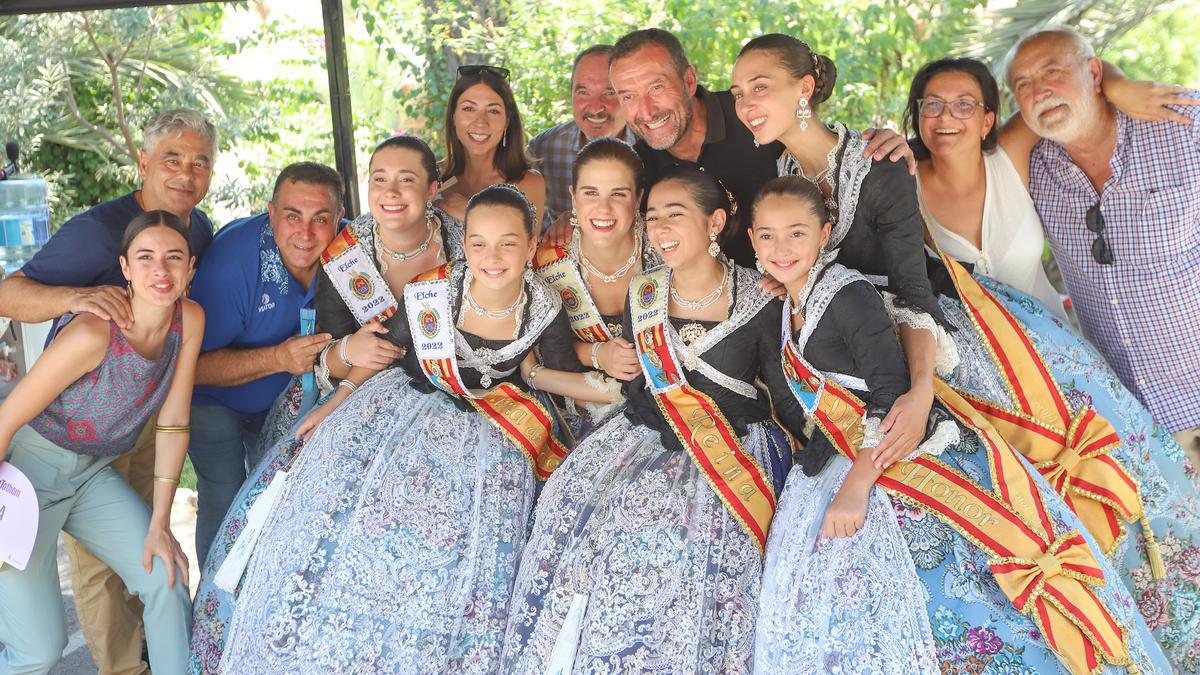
top-left (372, 134), bottom-right (439, 183)
top-left (466, 183), bottom-right (537, 238)
top-left (611, 28), bottom-right (689, 79)
top-left (738, 34), bottom-right (837, 106)
top-left (572, 136), bottom-right (645, 192)
top-left (441, 71), bottom-right (531, 183)
top-left (752, 176), bottom-right (828, 226)
top-left (120, 210), bottom-right (190, 258)
top-left (272, 161), bottom-right (344, 208)
top-left (650, 166), bottom-right (736, 242)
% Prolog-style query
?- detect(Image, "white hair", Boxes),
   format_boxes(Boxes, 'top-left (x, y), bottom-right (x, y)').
top-left (142, 108), bottom-right (217, 155)
top-left (1004, 25), bottom-right (1096, 87)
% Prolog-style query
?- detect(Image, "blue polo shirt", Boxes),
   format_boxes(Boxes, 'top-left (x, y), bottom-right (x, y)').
top-left (190, 214), bottom-right (317, 414)
top-left (23, 190), bottom-right (214, 289)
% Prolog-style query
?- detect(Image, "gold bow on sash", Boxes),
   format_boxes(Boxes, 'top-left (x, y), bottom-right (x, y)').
top-left (782, 340), bottom-right (1136, 674)
top-left (941, 255), bottom-right (1162, 575)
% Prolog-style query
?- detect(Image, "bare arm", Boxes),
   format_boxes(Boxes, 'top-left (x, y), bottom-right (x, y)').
top-left (0, 270), bottom-right (133, 327)
top-left (142, 301), bottom-right (204, 589)
top-left (521, 353), bottom-right (618, 403)
top-left (0, 314), bottom-right (108, 460)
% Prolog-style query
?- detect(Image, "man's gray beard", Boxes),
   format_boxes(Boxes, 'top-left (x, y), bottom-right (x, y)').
top-left (642, 101), bottom-right (694, 151)
top-left (1036, 94), bottom-right (1102, 146)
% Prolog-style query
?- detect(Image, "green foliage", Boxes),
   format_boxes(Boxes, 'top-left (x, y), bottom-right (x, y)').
top-left (1104, 3), bottom-right (1200, 86)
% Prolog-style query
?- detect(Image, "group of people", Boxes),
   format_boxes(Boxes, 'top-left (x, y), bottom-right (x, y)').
top-left (0, 23), bottom-right (1197, 675)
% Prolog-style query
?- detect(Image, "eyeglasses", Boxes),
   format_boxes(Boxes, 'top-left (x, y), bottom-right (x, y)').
top-left (917, 98), bottom-right (984, 119)
top-left (456, 64), bottom-right (510, 80)
top-left (1086, 202), bottom-right (1113, 265)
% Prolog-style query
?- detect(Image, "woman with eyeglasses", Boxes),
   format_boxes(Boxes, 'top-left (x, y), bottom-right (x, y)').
top-left (438, 64), bottom-right (547, 229)
top-left (910, 57), bottom-right (1200, 667)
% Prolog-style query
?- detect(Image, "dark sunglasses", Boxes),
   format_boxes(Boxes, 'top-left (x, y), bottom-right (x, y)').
top-left (1086, 202), bottom-right (1113, 265)
top-left (456, 64), bottom-right (510, 80)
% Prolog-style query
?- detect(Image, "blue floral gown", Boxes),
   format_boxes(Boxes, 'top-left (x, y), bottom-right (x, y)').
top-left (780, 126), bottom-right (1200, 670)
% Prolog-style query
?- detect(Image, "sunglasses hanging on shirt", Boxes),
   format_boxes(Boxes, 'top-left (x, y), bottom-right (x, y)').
top-left (1086, 202), bottom-right (1114, 265)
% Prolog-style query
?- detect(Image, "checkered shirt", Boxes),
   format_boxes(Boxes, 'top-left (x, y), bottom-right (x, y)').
top-left (528, 120), bottom-right (636, 231)
top-left (1029, 102), bottom-right (1200, 432)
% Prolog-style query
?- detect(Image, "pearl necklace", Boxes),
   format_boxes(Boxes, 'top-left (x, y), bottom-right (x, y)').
top-left (463, 282), bottom-right (525, 319)
top-left (670, 262), bottom-right (731, 311)
top-left (375, 211), bottom-right (435, 273)
top-left (580, 229), bottom-right (643, 285)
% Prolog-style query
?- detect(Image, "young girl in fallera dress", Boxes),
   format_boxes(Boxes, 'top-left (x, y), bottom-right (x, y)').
top-left (749, 177), bottom-right (1170, 674)
top-left (210, 184), bottom-right (611, 673)
top-left (189, 135), bottom-right (467, 673)
top-left (533, 136), bottom-right (661, 438)
top-left (503, 167), bottom-right (806, 674)
top-left (732, 34), bottom-right (1200, 669)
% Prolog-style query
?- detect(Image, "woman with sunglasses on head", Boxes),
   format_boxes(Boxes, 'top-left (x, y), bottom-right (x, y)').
top-left (910, 57), bottom-right (1200, 668)
top-left (504, 167), bottom-right (810, 674)
top-left (438, 64), bottom-right (547, 228)
top-left (0, 211), bottom-right (201, 674)
top-left (215, 184), bottom-right (610, 674)
top-left (532, 136), bottom-right (662, 438)
top-left (189, 135), bottom-right (468, 673)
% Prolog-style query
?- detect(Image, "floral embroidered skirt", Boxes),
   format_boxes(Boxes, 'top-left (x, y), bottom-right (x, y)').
top-left (198, 366), bottom-right (535, 673)
top-left (755, 432), bottom-right (1171, 674)
top-left (502, 415), bottom-right (792, 674)
top-left (941, 278), bottom-right (1200, 671)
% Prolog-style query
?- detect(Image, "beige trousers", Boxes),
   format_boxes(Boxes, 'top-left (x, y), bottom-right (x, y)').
top-left (63, 414), bottom-right (157, 675)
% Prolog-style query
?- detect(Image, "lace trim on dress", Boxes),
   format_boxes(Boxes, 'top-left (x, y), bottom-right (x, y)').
top-left (663, 264), bottom-right (770, 399)
top-left (909, 418), bottom-right (960, 460)
top-left (881, 291), bottom-right (960, 376)
top-left (450, 261), bottom-right (562, 377)
top-left (778, 123), bottom-right (871, 249)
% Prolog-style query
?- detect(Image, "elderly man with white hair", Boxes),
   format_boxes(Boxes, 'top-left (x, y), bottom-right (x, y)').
top-left (1010, 28), bottom-right (1200, 461)
top-left (0, 108), bottom-right (217, 675)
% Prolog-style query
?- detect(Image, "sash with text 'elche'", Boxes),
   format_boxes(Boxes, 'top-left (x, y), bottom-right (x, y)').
top-left (320, 227), bottom-right (399, 324)
top-left (534, 244), bottom-right (612, 343)
top-left (629, 266), bottom-right (776, 553)
top-left (940, 254), bottom-right (1161, 575)
top-left (404, 264), bottom-right (567, 480)
top-left (779, 304), bottom-right (1135, 675)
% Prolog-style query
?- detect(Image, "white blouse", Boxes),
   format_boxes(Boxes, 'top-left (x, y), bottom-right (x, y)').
top-left (918, 147), bottom-right (1067, 318)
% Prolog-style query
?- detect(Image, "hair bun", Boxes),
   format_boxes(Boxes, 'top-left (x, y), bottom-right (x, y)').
top-left (811, 53), bottom-right (838, 105)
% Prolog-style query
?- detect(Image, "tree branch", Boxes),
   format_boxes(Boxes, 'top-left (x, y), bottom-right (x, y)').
top-left (131, 18), bottom-right (158, 111)
top-left (60, 63), bottom-right (136, 164)
top-left (80, 14), bottom-right (139, 160)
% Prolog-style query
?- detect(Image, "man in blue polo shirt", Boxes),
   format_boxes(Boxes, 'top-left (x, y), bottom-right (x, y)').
top-left (0, 108), bottom-right (217, 675)
top-left (188, 162), bottom-right (341, 566)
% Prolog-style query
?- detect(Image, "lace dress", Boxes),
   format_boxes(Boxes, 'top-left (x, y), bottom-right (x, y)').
top-left (502, 266), bottom-right (798, 674)
top-left (754, 261), bottom-right (1171, 674)
top-left (782, 126), bottom-right (1200, 670)
top-left (189, 210), bottom-right (464, 675)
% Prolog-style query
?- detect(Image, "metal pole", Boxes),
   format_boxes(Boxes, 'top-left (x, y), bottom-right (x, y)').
top-left (321, 0), bottom-right (359, 218)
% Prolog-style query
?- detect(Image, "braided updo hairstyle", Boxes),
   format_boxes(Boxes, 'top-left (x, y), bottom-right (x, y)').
top-left (738, 34), bottom-right (838, 107)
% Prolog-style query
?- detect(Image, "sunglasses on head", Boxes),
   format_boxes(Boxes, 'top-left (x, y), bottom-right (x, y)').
top-left (457, 64), bottom-right (510, 80)
top-left (1086, 202), bottom-right (1113, 265)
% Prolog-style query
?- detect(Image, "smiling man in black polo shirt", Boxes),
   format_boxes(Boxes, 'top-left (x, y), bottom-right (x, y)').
top-left (609, 28), bottom-right (911, 267)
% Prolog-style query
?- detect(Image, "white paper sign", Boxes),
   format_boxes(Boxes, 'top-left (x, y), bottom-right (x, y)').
top-left (0, 461), bottom-right (38, 570)
top-left (213, 469), bottom-right (290, 593)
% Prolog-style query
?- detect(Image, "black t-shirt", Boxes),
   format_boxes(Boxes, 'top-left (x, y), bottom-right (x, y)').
top-left (635, 86), bottom-right (782, 267)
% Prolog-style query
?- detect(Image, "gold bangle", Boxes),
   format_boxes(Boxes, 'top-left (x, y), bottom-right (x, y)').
top-left (154, 425), bottom-right (190, 434)
top-left (153, 474), bottom-right (180, 485)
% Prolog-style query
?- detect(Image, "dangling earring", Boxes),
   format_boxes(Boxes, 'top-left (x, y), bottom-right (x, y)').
top-left (753, 139), bottom-right (760, 148)
top-left (754, 259), bottom-right (764, 273)
top-left (501, 129), bottom-right (508, 149)
top-left (796, 96), bottom-right (811, 132)
top-left (126, 281), bottom-right (133, 299)
top-left (523, 259), bottom-right (534, 282)
top-left (425, 200), bottom-right (435, 228)
top-left (707, 233), bottom-right (720, 258)
top-left (570, 210), bottom-right (580, 230)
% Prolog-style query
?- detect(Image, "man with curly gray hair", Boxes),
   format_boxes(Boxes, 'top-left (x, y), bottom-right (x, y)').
top-left (0, 107), bottom-right (217, 674)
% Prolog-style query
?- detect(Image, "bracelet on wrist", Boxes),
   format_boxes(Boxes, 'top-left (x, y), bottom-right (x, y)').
top-left (338, 335), bottom-right (353, 367)
top-left (590, 341), bottom-right (603, 370)
top-left (337, 379), bottom-right (359, 394)
top-left (154, 424), bottom-right (189, 434)
top-left (527, 364), bottom-right (545, 389)
top-left (153, 474), bottom-right (180, 485)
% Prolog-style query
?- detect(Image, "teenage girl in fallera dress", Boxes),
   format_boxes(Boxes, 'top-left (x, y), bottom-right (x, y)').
top-left (532, 136), bottom-right (661, 438)
top-left (503, 167), bottom-right (807, 674)
top-left (749, 177), bottom-right (1171, 674)
top-left (188, 135), bottom-right (466, 673)
top-left (213, 184), bottom-right (614, 673)
top-left (731, 34), bottom-right (1200, 669)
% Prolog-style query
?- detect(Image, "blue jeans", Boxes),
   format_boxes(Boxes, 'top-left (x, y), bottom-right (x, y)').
top-left (187, 404), bottom-right (266, 568)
